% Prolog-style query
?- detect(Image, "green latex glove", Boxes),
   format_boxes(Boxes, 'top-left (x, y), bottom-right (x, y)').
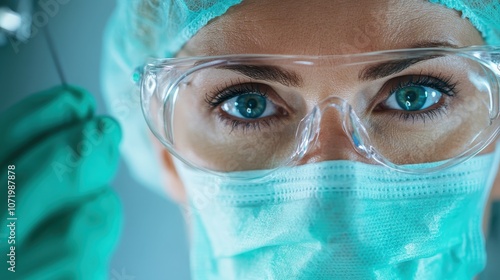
top-left (0, 85), bottom-right (123, 279)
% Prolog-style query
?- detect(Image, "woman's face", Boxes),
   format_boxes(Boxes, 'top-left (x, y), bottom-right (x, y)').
top-left (157, 0), bottom-right (499, 210)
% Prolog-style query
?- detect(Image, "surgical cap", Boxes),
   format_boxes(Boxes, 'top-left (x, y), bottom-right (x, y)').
top-left (100, 0), bottom-right (500, 197)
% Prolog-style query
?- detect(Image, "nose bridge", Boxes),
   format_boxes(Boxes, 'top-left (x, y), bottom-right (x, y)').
top-left (296, 97), bottom-right (371, 165)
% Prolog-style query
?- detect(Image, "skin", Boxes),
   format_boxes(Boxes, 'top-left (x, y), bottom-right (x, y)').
top-left (150, 0), bottom-right (500, 231)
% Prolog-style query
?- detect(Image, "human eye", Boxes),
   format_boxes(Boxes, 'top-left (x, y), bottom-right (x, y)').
top-left (378, 74), bottom-right (458, 122)
top-left (205, 82), bottom-right (289, 130)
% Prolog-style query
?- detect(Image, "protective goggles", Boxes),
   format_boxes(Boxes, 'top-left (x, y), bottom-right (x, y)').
top-left (137, 46), bottom-right (500, 177)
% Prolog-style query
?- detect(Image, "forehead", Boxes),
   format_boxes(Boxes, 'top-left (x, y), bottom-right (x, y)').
top-left (180, 0), bottom-right (483, 56)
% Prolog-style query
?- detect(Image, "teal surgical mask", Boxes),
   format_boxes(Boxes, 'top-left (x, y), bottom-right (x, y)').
top-left (176, 148), bottom-right (500, 280)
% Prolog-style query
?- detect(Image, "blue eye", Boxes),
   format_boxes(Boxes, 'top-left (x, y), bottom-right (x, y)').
top-left (222, 93), bottom-right (277, 119)
top-left (384, 86), bottom-right (442, 111)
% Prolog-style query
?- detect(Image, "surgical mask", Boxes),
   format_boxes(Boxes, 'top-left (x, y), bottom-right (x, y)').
top-left (176, 147), bottom-right (500, 280)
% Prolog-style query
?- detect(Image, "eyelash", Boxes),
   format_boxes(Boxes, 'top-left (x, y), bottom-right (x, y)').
top-left (205, 79), bottom-right (269, 107)
top-left (383, 73), bottom-right (458, 123)
top-left (205, 74), bottom-right (460, 130)
top-left (205, 80), bottom-right (282, 131)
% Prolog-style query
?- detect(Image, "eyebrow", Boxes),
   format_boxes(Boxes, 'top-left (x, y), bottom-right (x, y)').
top-left (212, 41), bottom-right (459, 85)
top-left (358, 41), bottom-right (460, 81)
top-left (217, 65), bottom-right (303, 87)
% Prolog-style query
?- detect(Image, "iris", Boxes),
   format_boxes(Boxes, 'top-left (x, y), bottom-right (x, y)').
top-left (235, 94), bottom-right (267, 118)
top-left (395, 86), bottom-right (429, 111)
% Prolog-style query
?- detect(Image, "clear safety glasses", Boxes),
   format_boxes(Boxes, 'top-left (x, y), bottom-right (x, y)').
top-left (137, 46), bottom-right (500, 177)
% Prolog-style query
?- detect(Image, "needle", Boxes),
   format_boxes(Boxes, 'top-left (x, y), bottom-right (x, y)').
top-left (43, 26), bottom-right (67, 87)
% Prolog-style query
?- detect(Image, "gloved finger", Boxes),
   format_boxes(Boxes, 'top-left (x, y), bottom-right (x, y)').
top-left (0, 116), bottom-right (122, 244)
top-left (0, 85), bottom-right (95, 166)
top-left (1, 188), bottom-right (122, 280)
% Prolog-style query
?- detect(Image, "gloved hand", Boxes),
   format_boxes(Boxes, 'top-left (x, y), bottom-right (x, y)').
top-left (0, 85), bottom-right (123, 279)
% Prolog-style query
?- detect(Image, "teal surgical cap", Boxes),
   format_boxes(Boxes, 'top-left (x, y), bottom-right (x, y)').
top-left (430, 0), bottom-right (500, 45)
top-left (100, 0), bottom-right (500, 196)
